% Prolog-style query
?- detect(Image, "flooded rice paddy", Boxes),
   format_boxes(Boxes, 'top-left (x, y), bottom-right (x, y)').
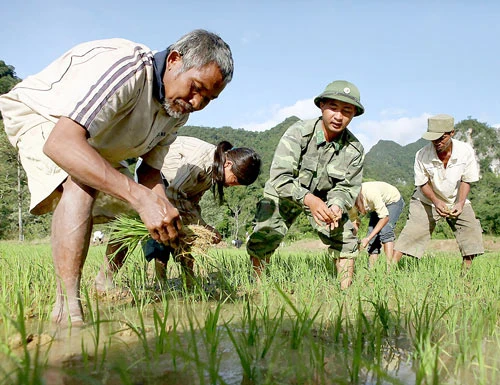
top-left (1, 241), bottom-right (499, 384)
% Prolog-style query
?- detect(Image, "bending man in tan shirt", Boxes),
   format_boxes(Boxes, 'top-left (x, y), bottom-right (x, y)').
top-left (0, 30), bottom-right (234, 325)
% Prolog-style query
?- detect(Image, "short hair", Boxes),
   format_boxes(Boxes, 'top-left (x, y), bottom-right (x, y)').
top-left (168, 29), bottom-right (234, 85)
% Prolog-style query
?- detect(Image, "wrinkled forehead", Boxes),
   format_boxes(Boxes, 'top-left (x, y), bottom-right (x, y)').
top-left (191, 62), bottom-right (226, 96)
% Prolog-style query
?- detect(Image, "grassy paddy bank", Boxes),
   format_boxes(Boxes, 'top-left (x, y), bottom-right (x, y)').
top-left (0, 239), bottom-right (499, 384)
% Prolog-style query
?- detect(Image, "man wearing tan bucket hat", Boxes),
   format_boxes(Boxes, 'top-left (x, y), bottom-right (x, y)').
top-left (391, 114), bottom-right (484, 268)
top-left (247, 80), bottom-right (365, 289)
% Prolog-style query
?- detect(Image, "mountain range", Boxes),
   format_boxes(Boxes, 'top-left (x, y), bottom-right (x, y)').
top-left (179, 116), bottom-right (500, 186)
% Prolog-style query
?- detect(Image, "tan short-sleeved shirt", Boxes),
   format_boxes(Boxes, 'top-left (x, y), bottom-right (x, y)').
top-left (0, 38), bottom-right (188, 213)
top-left (95, 136), bottom-right (216, 224)
top-left (359, 181), bottom-right (401, 218)
top-left (413, 140), bottom-right (479, 205)
top-left (161, 136), bottom-right (215, 224)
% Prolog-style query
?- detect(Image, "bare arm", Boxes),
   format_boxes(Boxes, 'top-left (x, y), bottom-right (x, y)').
top-left (420, 182), bottom-right (450, 217)
top-left (361, 216), bottom-right (389, 249)
top-left (136, 160), bottom-right (169, 199)
top-left (449, 181), bottom-right (470, 217)
top-left (43, 117), bottom-right (181, 243)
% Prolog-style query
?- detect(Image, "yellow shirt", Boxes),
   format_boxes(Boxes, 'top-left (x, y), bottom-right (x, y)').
top-left (359, 181), bottom-right (401, 218)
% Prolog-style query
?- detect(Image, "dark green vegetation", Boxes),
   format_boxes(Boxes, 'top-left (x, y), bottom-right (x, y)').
top-left (0, 61), bottom-right (20, 95)
top-left (1, 61), bottom-right (499, 240)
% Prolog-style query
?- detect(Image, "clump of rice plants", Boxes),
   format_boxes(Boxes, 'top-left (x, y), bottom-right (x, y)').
top-left (107, 215), bottom-right (215, 262)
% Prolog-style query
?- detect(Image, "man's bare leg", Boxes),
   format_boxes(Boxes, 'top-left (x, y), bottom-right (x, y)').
top-left (383, 241), bottom-right (394, 260)
top-left (179, 254), bottom-right (195, 288)
top-left (336, 258), bottom-right (354, 290)
top-left (372, 241), bottom-right (395, 268)
top-left (250, 256), bottom-right (269, 279)
top-left (368, 254), bottom-right (379, 269)
top-left (51, 177), bottom-right (96, 325)
top-left (386, 249), bottom-right (404, 273)
top-left (388, 249), bottom-right (403, 265)
top-left (462, 254), bottom-right (476, 269)
top-left (95, 242), bottom-right (128, 293)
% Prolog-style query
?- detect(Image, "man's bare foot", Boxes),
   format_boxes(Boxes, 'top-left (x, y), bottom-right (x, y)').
top-left (51, 304), bottom-right (84, 327)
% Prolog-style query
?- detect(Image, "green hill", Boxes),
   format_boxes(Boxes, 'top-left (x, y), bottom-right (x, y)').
top-left (363, 138), bottom-right (427, 185)
top-left (179, 116), bottom-right (300, 183)
top-left (1, 113), bottom-right (499, 240)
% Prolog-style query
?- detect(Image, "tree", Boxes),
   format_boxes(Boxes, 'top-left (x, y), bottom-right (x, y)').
top-left (0, 60), bottom-right (20, 96)
top-left (218, 185), bottom-right (261, 241)
top-left (0, 60), bottom-right (51, 240)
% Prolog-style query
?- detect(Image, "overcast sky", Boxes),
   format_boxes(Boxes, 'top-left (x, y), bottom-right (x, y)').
top-left (2, 0), bottom-right (499, 150)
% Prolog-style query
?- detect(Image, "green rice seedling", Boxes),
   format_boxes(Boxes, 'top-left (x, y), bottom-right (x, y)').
top-left (109, 215), bottom-right (216, 262)
top-left (107, 215), bottom-right (152, 257)
top-left (109, 215), bottom-right (221, 298)
top-left (179, 304), bottom-right (228, 385)
top-left (213, 249), bottom-right (250, 287)
top-left (183, 313), bottom-right (205, 384)
top-left (1, 292), bottom-right (49, 385)
top-left (275, 285), bottom-right (321, 350)
top-left (117, 286), bottom-right (154, 375)
top-left (405, 288), bottom-right (453, 384)
top-left (343, 298), bottom-right (371, 384)
top-left (353, 299), bottom-right (368, 379)
top-left (307, 328), bottom-right (328, 385)
top-left (80, 287), bottom-right (115, 374)
top-left (450, 302), bottom-right (497, 384)
top-left (202, 304), bottom-right (225, 384)
top-left (368, 297), bottom-right (392, 336)
top-left (224, 327), bottom-right (255, 384)
top-left (224, 303), bottom-right (259, 383)
top-left (151, 303), bottom-right (184, 371)
top-left (224, 300), bottom-right (284, 383)
top-left (258, 302), bottom-right (283, 361)
top-left (326, 297), bottom-right (346, 344)
top-left (151, 300), bottom-right (171, 356)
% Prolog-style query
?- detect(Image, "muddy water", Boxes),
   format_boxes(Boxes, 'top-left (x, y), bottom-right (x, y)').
top-left (3, 293), bottom-right (421, 385)
top-left (7, 298), bottom-right (499, 385)
top-left (4, 266), bottom-right (498, 385)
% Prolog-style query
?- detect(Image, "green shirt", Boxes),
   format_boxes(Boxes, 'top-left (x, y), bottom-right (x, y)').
top-left (265, 117), bottom-right (364, 213)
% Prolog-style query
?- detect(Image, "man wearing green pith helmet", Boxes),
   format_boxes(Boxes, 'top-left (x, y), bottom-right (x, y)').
top-left (246, 80), bottom-right (365, 289)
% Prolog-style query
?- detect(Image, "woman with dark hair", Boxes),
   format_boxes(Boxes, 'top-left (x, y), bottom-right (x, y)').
top-left (95, 136), bottom-right (261, 290)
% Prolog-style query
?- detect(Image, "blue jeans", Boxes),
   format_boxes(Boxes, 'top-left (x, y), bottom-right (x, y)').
top-left (367, 197), bottom-right (405, 255)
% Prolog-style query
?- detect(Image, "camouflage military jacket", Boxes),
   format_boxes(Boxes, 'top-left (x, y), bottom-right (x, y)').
top-left (264, 117), bottom-right (364, 213)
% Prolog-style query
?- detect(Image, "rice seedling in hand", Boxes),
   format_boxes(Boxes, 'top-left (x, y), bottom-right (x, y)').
top-left (107, 215), bottom-right (218, 275)
top-left (109, 215), bottom-right (213, 253)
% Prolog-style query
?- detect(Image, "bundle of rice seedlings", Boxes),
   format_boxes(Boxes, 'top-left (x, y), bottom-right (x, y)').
top-left (107, 215), bottom-right (215, 261)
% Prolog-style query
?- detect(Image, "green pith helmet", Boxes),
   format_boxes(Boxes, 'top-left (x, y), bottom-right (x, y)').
top-left (314, 80), bottom-right (364, 116)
